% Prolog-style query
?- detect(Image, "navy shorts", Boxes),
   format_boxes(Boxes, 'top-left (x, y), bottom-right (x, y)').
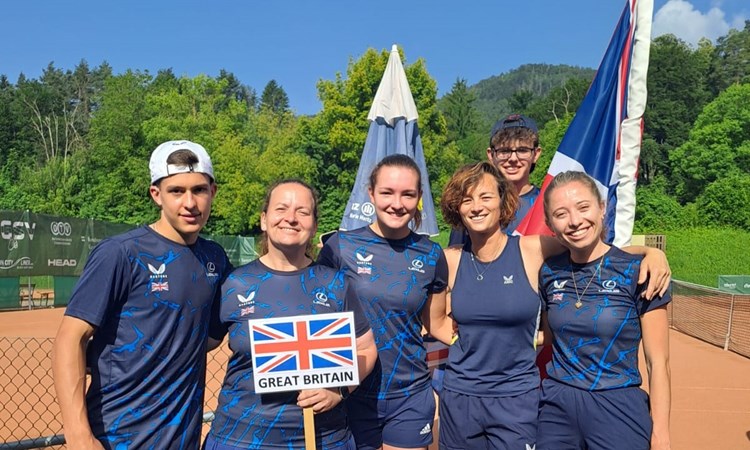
top-left (203, 433), bottom-right (357, 450)
top-left (438, 387), bottom-right (539, 449)
top-left (537, 378), bottom-right (652, 450)
top-left (347, 386), bottom-right (436, 450)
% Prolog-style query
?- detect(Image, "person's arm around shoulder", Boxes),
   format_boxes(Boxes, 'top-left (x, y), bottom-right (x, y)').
top-left (641, 304), bottom-right (671, 450)
top-left (52, 316), bottom-right (104, 450)
top-left (621, 246), bottom-right (671, 299)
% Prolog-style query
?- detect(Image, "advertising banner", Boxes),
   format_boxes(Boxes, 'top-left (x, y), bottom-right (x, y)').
top-left (0, 210), bottom-right (256, 276)
top-left (718, 275), bottom-right (750, 294)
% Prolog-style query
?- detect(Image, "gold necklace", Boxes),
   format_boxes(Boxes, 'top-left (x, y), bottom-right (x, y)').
top-left (571, 257), bottom-right (603, 309)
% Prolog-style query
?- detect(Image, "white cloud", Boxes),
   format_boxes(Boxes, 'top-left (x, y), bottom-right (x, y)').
top-left (652, 0), bottom-right (747, 46)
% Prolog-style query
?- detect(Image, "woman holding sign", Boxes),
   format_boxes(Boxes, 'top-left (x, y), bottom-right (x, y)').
top-left (204, 179), bottom-right (377, 450)
top-left (318, 154), bottom-right (454, 450)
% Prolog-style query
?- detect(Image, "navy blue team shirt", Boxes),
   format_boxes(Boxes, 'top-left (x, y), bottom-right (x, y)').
top-left (207, 260), bottom-right (370, 449)
top-left (539, 246), bottom-right (671, 391)
top-left (64, 225), bottom-right (231, 450)
top-left (318, 226), bottom-right (448, 400)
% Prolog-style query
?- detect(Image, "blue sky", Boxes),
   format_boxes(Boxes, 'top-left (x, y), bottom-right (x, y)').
top-left (1, 0), bottom-right (747, 115)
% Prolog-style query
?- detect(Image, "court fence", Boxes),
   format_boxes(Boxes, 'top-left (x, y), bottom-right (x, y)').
top-left (670, 280), bottom-right (750, 358)
top-left (1, 280), bottom-right (749, 448)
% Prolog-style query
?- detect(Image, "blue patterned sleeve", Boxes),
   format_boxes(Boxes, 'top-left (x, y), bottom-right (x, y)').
top-left (343, 278), bottom-right (370, 338)
top-left (636, 281), bottom-right (672, 315)
top-left (430, 247), bottom-right (449, 293)
top-left (64, 239), bottom-right (131, 328)
top-left (317, 232), bottom-right (342, 269)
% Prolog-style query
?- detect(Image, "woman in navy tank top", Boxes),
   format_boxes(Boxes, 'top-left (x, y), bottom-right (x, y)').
top-left (437, 162), bottom-right (672, 449)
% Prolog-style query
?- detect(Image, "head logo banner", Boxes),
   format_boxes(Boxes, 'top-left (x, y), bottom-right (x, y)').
top-left (515, 0), bottom-right (653, 248)
top-left (248, 312), bottom-right (359, 394)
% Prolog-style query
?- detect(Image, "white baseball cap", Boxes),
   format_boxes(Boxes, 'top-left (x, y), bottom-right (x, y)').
top-left (149, 140), bottom-right (215, 184)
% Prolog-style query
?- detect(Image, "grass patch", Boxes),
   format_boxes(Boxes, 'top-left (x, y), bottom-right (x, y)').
top-left (663, 227), bottom-right (750, 287)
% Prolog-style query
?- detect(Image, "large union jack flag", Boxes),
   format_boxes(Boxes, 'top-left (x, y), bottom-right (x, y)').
top-left (250, 313), bottom-right (356, 374)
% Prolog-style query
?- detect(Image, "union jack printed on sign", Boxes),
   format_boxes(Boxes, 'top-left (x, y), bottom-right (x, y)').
top-left (250, 313), bottom-right (356, 374)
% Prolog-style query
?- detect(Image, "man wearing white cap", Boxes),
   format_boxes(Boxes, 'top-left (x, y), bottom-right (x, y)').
top-left (53, 140), bottom-right (231, 449)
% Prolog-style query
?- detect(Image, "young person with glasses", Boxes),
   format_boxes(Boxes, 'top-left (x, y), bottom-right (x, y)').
top-left (448, 114), bottom-right (542, 246)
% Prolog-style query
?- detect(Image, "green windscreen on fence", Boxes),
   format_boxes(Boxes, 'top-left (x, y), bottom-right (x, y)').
top-left (0, 277), bottom-right (20, 309)
top-left (54, 276), bottom-right (79, 307)
top-left (0, 210), bottom-right (257, 309)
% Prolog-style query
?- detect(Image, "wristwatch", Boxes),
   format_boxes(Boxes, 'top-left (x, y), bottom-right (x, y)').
top-left (339, 387), bottom-right (351, 400)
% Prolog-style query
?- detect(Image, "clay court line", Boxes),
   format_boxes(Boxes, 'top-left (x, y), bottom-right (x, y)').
top-left (674, 408), bottom-right (750, 413)
top-left (675, 387), bottom-right (750, 391)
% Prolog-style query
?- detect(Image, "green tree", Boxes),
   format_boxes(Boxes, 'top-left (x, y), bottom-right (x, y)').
top-left (670, 83), bottom-right (750, 203)
top-left (526, 77), bottom-right (590, 129)
top-left (218, 69), bottom-right (257, 111)
top-left (634, 179), bottom-right (690, 231)
top-left (441, 78), bottom-right (480, 142)
top-left (507, 89), bottom-right (535, 114)
top-left (79, 70), bottom-right (152, 223)
top-left (708, 20), bottom-right (750, 95)
top-left (260, 80), bottom-right (290, 115)
top-left (641, 34), bottom-right (711, 183)
top-left (695, 172), bottom-right (750, 231)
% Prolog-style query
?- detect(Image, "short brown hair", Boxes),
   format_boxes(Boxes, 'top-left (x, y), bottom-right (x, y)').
top-left (441, 162), bottom-right (518, 230)
top-left (490, 127), bottom-right (539, 150)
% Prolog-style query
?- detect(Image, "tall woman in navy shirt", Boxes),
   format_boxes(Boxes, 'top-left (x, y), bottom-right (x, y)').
top-left (204, 180), bottom-right (378, 450)
top-left (318, 154), bottom-right (453, 450)
top-left (537, 171), bottom-right (671, 450)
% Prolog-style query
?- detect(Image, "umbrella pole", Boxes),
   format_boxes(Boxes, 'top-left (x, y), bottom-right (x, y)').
top-left (304, 407), bottom-right (316, 450)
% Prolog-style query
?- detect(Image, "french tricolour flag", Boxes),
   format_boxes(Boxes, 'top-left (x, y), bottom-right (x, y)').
top-left (516, 0), bottom-right (653, 248)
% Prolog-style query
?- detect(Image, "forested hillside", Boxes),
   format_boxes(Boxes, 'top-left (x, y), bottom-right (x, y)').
top-left (0, 22), bottom-right (748, 238)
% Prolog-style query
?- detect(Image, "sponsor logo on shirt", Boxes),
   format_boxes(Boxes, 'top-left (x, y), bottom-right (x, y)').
top-left (553, 280), bottom-right (568, 290)
top-left (503, 275), bottom-right (514, 285)
top-left (419, 423), bottom-right (431, 435)
top-left (313, 291), bottom-right (331, 307)
top-left (148, 263), bottom-right (166, 278)
top-left (409, 258), bottom-right (425, 274)
top-left (206, 261), bottom-right (220, 278)
top-left (148, 263), bottom-right (169, 292)
top-left (356, 252), bottom-right (373, 275)
top-left (238, 292), bottom-right (256, 315)
top-left (599, 279), bottom-right (620, 293)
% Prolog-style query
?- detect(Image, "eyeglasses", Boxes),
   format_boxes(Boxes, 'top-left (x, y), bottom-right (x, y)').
top-left (491, 146), bottom-right (536, 161)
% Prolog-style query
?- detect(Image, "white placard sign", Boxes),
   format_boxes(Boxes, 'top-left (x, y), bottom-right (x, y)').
top-left (248, 311), bottom-right (359, 394)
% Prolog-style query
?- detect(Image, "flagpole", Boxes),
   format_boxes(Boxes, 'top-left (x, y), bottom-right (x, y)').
top-left (304, 407), bottom-right (316, 450)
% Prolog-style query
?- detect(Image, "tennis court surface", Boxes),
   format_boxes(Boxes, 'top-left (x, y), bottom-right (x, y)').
top-left (1, 308), bottom-right (748, 449)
